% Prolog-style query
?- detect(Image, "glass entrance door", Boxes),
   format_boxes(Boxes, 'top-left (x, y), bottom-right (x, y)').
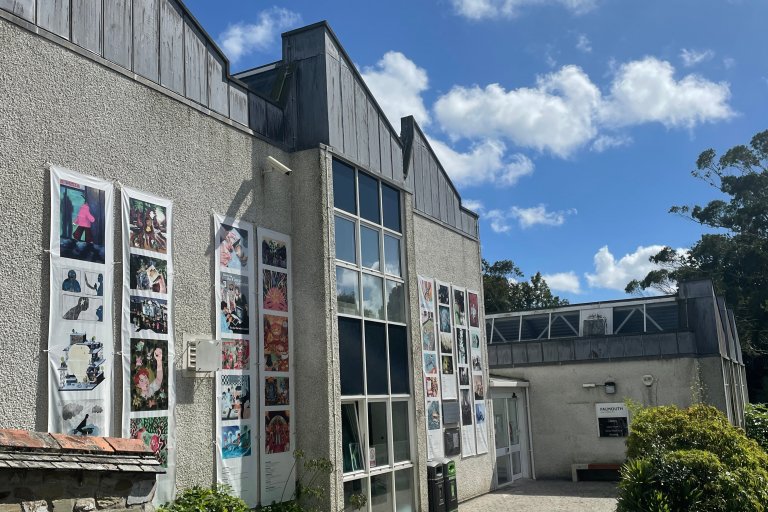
top-left (493, 393), bottom-right (524, 485)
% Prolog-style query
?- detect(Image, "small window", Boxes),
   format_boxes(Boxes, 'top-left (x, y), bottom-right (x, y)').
top-left (358, 172), bottom-right (381, 224)
top-left (339, 317), bottom-right (363, 396)
top-left (395, 468), bottom-right (415, 511)
top-left (341, 403), bottom-right (364, 473)
top-left (362, 274), bottom-right (385, 320)
top-left (370, 472), bottom-right (393, 512)
top-left (388, 325), bottom-right (410, 395)
top-left (368, 402), bottom-right (390, 469)
top-left (392, 401), bottom-right (410, 462)
top-left (343, 479), bottom-right (367, 512)
top-left (333, 159), bottom-right (357, 214)
top-left (384, 235), bottom-right (401, 276)
top-left (365, 321), bottom-right (388, 395)
top-left (361, 226), bottom-right (381, 271)
top-left (386, 280), bottom-right (406, 324)
top-left (336, 266), bottom-right (359, 316)
top-left (335, 216), bottom-right (357, 264)
top-left (382, 183), bottom-right (401, 233)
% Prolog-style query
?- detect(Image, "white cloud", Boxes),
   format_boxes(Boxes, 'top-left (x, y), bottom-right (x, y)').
top-left (219, 8), bottom-right (301, 64)
top-left (361, 51), bottom-right (430, 128)
top-left (576, 34), bottom-right (592, 53)
top-left (591, 134), bottom-right (632, 152)
top-left (435, 57), bottom-right (734, 157)
top-left (486, 209), bottom-right (512, 233)
top-left (542, 271), bottom-right (582, 294)
top-left (451, 0), bottom-right (597, 20)
top-left (680, 48), bottom-right (715, 67)
top-left (510, 204), bottom-right (576, 228)
top-left (584, 245), bottom-right (686, 291)
top-left (723, 57), bottom-right (736, 69)
top-left (429, 138), bottom-right (534, 187)
top-left (462, 199), bottom-right (485, 213)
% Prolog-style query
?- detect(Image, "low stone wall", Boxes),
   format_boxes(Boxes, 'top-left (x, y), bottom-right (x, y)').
top-left (0, 430), bottom-right (163, 512)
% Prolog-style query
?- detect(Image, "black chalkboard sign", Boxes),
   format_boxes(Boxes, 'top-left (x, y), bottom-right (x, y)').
top-left (444, 427), bottom-right (461, 456)
top-left (442, 401), bottom-right (460, 425)
top-left (598, 417), bottom-right (628, 437)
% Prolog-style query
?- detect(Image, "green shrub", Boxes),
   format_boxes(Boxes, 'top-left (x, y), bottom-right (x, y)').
top-left (617, 404), bottom-right (768, 512)
top-left (158, 484), bottom-right (249, 512)
top-left (746, 403), bottom-right (768, 452)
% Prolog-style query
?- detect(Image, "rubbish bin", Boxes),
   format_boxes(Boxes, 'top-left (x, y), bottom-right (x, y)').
top-left (443, 459), bottom-right (458, 512)
top-left (427, 460), bottom-right (446, 512)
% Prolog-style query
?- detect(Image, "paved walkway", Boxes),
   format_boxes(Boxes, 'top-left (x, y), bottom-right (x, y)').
top-left (460, 480), bottom-right (618, 512)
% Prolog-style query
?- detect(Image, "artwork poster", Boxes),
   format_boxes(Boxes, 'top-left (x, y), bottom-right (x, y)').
top-left (418, 276), bottom-right (443, 460)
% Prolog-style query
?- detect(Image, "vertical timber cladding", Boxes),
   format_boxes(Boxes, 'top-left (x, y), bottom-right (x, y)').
top-left (258, 229), bottom-right (295, 504)
top-left (214, 215), bottom-right (258, 507)
top-left (48, 166), bottom-right (114, 438)
top-left (467, 290), bottom-right (488, 454)
top-left (418, 277), bottom-right (443, 459)
top-left (453, 286), bottom-right (476, 457)
top-left (120, 187), bottom-right (176, 504)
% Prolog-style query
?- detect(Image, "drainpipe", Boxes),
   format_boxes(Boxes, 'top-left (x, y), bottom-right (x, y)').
top-left (525, 388), bottom-right (536, 480)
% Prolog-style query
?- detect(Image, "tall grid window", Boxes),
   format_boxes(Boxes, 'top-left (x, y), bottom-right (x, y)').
top-left (332, 158), bottom-right (415, 512)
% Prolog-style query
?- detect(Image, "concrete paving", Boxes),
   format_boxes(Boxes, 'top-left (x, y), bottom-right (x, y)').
top-left (459, 480), bottom-right (618, 512)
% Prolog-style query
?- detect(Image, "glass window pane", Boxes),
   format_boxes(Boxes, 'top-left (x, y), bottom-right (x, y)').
top-left (384, 235), bottom-right (401, 276)
top-left (333, 159), bottom-right (356, 214)
top-left (382, 183), bottom-right (401, 233)
top-left (342, 403), bottom-right (363, 473)
top-left (365, 321), bottom-right (388, 395)
top-left (339, 317), bottom-right (363, 396)
top-left (388, 325), bottom-right (410, 395)
top-left (370, 473), bottom-right (393, 512)
top-left (335, 216), bottom-right (357, 264)
top-left (386, 280), bottom-right (406, 324)
top-left (343, 479), bottom-right (367, 512)
top-left (361, 226), bottom-right (381, 270)
top-left (337, 267), bottom-right (359, 316)
top-left (368, 402), bottom-right (390, 469)
top-left (359, 172), bottom-right (381, 224)
top-left (362, 274), bottom-right (385, 320)
top-left (395, 468), bottom-right (415, 512)
top-left (392, 401), bottom-right (410, 462)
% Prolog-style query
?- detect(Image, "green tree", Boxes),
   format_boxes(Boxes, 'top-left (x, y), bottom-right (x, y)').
top-left (626, 129), bottom-right (768, 401)
top-left (482, 259), bottom-right (569, 314)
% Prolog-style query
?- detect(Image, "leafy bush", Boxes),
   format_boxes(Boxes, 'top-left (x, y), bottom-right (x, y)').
top-left (158, 484), bottom-right (249, 512)
top-left (617, 404), bottom-right (768, 512)
top-left (746, 403), bottom-right (768, 452)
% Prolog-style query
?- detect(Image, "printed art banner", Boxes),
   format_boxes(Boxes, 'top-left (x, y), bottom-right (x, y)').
top-left (120, 187), bottom-right (176, 504)
top-left (418, 276), bottom-right (443, 460)
top-left (468, 290), bottom-right (489, 454)
top-left (258, 229), bottom-right (294, 505)
top-left (48, 166), bottom-right (114, 437)
top-left (437, 281), bottom-right (457, 401)
top-left (214, 215), bottom-right (258, 507)
top-left (454, 286), bottom-right (476, 458)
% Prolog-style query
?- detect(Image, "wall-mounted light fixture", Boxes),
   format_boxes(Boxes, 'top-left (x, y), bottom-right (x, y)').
top-left (264, 155), bottom-right (293, 176)
top-left (604, 381), bottom-right (616, 394)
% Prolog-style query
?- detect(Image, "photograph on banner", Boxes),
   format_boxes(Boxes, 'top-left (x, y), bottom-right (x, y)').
top-left (444, 427), bottom-right (461, 456)
top-left (129, 296), bottom-right (168, 335)
top-left (459, 367), bottom-right (470, 387)
top-left (262, 237), bottom-right (287, 269)
top-left (219, 223), bottom-right (250, 270)
top-left (265, 377), bottom-right (290, 406)
top-left (128, 198), bottom-right (168, 254)
top-left (425, 376), bottom-right (439, 398)
top-left (427, 401), bottom-right (441, 430)
top-left (424, 353), bottom-right (438, 374)
top-left (222, 340), bottom-right (250, 370)
top-left (470, 331), bottom-right (481, 349)
top-left (62, 294), bottom-right (103, 322)
top-left (476, 403), bottom-right (486, 423)
top-left (468, 292), bottom-right (480, 328)
top-left (437, 284), bottom-right (450, 305)
top-left (438, 306), bottom-right (451, 333)
top-left (130, 255), bottom-right (168, 293)
top-left (131, 416), bottom-right (169, 467)
top-left (130, 338), bottom-right (168, 411)
top-left (453, 289), bottom-right (466, 327)
top-left (54, 329), bottom-right (106, 391)
top-left (473, 376), bottom-right (485, 400)
top-left (263, 314), bottom-right (289, 371)
top-left (59, 178), bottom-right (107, 263)
top-left (52, 399), bottom-right (106, 437)
top-left (472, 354), bottom-right (482, 372)
top-left (421, 317), bottom-right (435, 351)
top-left (457, 329), bottom-right (467, 364)
top-left (442, 355), bottom-right (454, 375)
top-left (263, 270), bottom-right (288, 312)
top-left (220, 273), bottom-right (250, 335)
top-left (461, 389), bottom-right (474, 425)
top-left (439, 332), bottom-right (453, 354)
top-left (419, 278), bottom-right (434, 311)
top-left (60, 267), bottom-right (104, 297)
top-left (265, 411), bottom-right (290, 453)
top-left (221, 424), bottom-right (253, 459)
top-left (220, 374), bottom-right (251, 420)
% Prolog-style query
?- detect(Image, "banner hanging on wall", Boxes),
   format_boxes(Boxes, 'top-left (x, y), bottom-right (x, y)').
top-left (467, 290), bottom-right (489, 454)
top-left (120, 187), bottom-right (176, 504)
top-left (437, 281), bottom-right (457, 401)
top-left (418, 276), bottom-right (443, 460)
top-left (258, 229), bottom-right (295, 505)
top-left (48, 166), bottom-right (114, 438)
top-left (213, 215), bottom-right (259, 507)
top-left (453, 286), bottom-right (476, 458)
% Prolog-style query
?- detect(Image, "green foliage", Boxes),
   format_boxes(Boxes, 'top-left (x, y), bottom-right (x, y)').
top-left (482, 259), bottom-right (569, 314)
top-left (746, 403), bottom-right (768, 452)
top-left (617, 404), bottom-right (768, 512)
top-left (158, 484), bottom-right (249, 512)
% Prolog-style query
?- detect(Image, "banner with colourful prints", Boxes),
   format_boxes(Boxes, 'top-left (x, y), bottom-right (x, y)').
top-left (418, 276), bottom-right (443, 460)
top-left (467, 289), bottom-right (489, 454)
top-left (214, 214), bottom-right (259, 507)
top-left (258, 229), bottom-right (294, 505)
top-left (453, 286), bottom-right (476, 458)
top-left (120, 186), bottom-right (176, 504)
top-left (48, 166), bottom-right (114, 439)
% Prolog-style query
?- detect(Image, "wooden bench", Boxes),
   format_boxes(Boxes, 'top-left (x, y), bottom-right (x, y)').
top-left (571, 463), bottom-right (622, 482)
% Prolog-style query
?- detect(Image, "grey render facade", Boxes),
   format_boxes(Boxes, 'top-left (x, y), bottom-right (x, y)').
top-left (486, 279), bottom-right (748, 479)
top-left (0, 2), bottom-right (494, 511)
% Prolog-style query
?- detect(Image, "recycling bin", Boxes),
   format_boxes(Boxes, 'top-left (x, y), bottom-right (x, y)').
top-left (427, 460), bottom-right (446, 512)
top-left (443, 459), bottom-right (458, 512)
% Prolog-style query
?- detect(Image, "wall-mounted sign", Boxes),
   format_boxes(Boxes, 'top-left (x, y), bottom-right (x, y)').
top-left (595, 403), bottom-right (628, 437)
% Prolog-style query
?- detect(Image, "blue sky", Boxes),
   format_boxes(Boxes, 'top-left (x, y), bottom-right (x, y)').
top-left (186, 0), bottom-right (768, 303)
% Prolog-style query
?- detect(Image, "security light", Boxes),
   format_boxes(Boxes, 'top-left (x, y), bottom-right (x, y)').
top-left (265, 155), bottom-right (293, 176)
